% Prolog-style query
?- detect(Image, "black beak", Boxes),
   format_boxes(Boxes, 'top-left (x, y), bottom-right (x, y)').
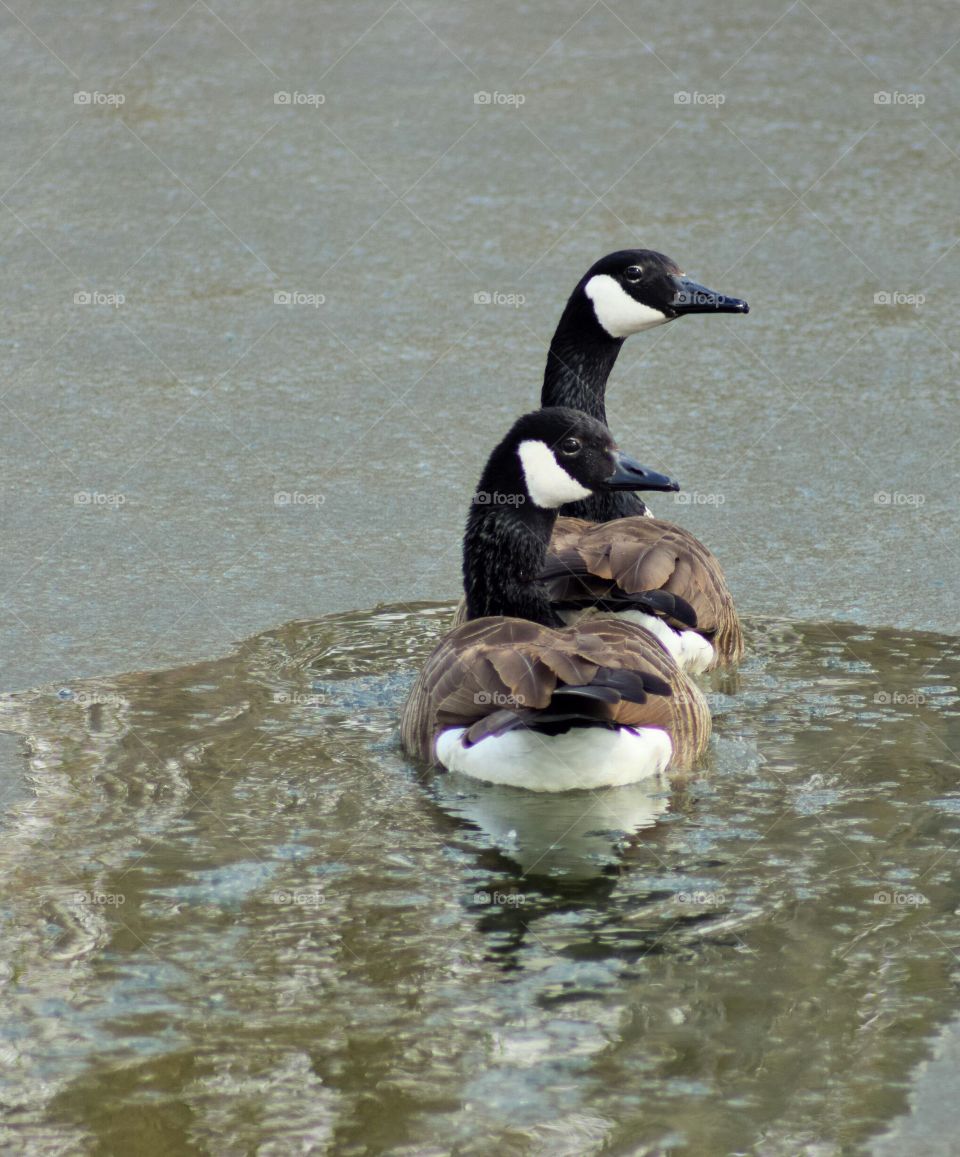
top-left (605, 451), bottom-right (679, 492)
top-left (670, 274), bottom-right (749, 316)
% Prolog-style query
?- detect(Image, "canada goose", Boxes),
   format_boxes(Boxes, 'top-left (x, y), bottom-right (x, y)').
top-left (450, 250), bottom-right (749, 672)
top-left (538, 249), bottom-right (748, 671)
top-left (400, 407), bottom-right (711, 791)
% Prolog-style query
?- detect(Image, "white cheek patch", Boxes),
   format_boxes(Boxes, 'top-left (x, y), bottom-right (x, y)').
top-left (518, 440), bottom-right (593, 509)
top-left (584, 274), bottom-right (669, 337)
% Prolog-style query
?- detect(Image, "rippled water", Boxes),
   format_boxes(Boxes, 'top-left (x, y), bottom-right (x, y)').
top-left (0, 605), bottom-right (958, 1153)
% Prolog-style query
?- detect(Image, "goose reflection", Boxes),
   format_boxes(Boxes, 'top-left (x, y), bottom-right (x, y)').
top-left (425, 768), bottom-right (672, 881)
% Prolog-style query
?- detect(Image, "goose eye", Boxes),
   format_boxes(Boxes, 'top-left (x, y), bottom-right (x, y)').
top-left (624, 265), bottom-right (644, 281)
top-left (558, 437), bottom-right (582, 456)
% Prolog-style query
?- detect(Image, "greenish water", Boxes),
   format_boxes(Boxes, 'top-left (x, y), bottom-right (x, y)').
top-left (1, 605), bottom-right (958, 1154)
top-left (2, 5), bottom-right (959, 1149)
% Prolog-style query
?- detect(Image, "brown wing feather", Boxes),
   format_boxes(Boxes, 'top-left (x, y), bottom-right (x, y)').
top-left (400, 616), bottom-right (710, 768)
top-left (548, 517), bottom-right (594, 555)
top-left (546, 516), bottom-right (743, 665)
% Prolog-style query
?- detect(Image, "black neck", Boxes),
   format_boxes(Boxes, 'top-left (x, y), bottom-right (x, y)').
top-left (541, 291), bottom-right (624, 421)
top-left (462, 473), bottom-right (564, 628)
top-left (540, 291), bottom-right (648, 521)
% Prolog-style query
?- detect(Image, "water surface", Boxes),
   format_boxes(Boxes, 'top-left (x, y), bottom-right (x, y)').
top-left (2, 0), bottom-right (958, 691)
top-left (1, 604), bottom-right (958, 1154)
top-left (2, 2), bottom-right (958, 1150)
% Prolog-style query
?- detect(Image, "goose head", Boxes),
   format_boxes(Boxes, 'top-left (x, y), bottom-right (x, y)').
top-left (464, 408), bottom-right (678, 625)
top-left (512, 406), bottom-right (678, 508)
top-left (474, 407), bottom-right (677, 514)
top-left (579, 248), bottom-right (749, 339)
top-left (541, 249), bottom-right (747, 520)
top-left (543, 248), bottom-right (749, 419)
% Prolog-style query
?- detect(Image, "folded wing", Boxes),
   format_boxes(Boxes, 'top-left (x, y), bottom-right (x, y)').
top-left (542, 515), bottom-right (743, 664)
top-left (400, 616), bottom-right (710, 767)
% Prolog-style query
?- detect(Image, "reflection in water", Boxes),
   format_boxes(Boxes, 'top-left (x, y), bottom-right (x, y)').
top-left (430, 771), bottom-right (671, 880)
top-left (0, 605), bottom-right (958, 1154)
